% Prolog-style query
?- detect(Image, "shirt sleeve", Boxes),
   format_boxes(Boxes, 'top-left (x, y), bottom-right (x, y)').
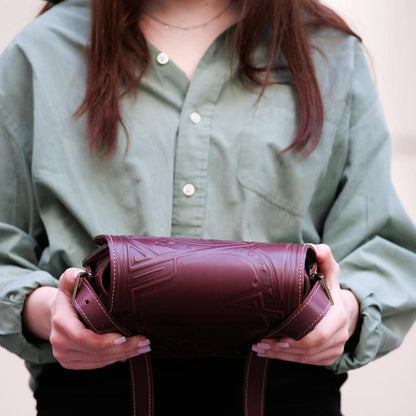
top-left (324, 42), bottom-right (416, 373)
top-left (0, 42), bottom-right (58, 364)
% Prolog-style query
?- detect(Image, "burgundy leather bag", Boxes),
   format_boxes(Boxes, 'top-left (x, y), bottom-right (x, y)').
top-left (72, 235), bottom-right (333, 416)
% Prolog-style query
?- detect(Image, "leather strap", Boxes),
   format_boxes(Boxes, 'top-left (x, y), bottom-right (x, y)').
top-left (74, 276), bottom-right (331, 416)
top-left (129, 354), bottom-right (154, 416)
top-left (73, 278), bottom-right (153, 416)
top-left (244, 352), bottom-right (269, 416)
top-left (73, 277), bottom-right (132, 336)
top-left (269, 280), bottom-right (332, 340)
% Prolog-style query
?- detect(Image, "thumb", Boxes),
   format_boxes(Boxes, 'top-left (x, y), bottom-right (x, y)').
top-left (311, 244), bottom-right (340, 288)
top-left (58, 267), bottom-right (86, 297)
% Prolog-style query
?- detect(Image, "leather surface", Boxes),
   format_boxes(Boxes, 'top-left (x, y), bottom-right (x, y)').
top-left (79, 235), bottom-right (327, 356)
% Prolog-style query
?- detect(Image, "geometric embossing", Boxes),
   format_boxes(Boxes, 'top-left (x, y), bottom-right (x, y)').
top-left (127, 244), bottom-right (150, 270)
top-left (227, 291), bottom-right (285, 328)
top-left (227, 292), bottom-right (265, 312)
top-left (129, 258), bottom-right (176, 294)
top-left (228, 290), bottom-right (284, 316)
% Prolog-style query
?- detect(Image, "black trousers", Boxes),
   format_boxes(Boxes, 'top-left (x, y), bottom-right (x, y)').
top-left (34, 358), bottom-right (347, 416)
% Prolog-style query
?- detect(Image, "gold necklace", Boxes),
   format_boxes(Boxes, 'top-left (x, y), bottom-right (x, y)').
top-left (144, 1), bottom-right (233, 31)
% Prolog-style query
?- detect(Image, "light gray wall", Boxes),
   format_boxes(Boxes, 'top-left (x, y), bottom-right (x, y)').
top-left (1, 1), bottom-right (415, 415)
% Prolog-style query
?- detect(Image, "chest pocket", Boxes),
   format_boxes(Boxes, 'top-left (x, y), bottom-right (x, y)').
top-left (237, 103), bottom-right (327, 218)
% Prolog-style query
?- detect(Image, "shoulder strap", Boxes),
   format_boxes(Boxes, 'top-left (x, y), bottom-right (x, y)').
top-left (269, 280), bottom-right (332, 340)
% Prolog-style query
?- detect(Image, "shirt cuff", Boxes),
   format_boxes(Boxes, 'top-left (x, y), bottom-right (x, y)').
top-left (328, 284), bottom-right (383, 374)
top-left (0, 269), bottom-right (58, 364)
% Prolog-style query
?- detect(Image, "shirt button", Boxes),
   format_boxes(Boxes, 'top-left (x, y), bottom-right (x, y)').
top-left (183, 183), bottom-right (196, 197)
top-left (156, 52), bottom-right (170, 65)
top-left (190, 112), bottom-right (201, 124)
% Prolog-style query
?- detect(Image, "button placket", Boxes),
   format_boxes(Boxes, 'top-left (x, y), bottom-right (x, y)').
top-left (171, 42), bottom-right (227, 237)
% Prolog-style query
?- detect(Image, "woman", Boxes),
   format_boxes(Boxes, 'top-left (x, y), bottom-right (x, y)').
top-left (1, 0), bottom-right (415, 415)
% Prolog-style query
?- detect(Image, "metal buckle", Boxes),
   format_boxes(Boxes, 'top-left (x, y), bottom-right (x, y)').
top-left (312, 272), bottom-right (334, 305)
top-left (71, 271), bottom-right (88, 305)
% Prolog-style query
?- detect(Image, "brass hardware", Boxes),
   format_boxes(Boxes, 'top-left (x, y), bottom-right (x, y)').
top-left (313, 273), bottom-right (334, 305)
top-left (71, 271), bottom-right (87, 305)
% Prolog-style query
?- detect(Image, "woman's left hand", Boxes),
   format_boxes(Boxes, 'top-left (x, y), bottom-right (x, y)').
top-left (252, 244), bottom-right (360, 366)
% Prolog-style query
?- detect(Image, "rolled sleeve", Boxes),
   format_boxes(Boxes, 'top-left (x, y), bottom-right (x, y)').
top-left (332, 236), bottom-right (416, 373)
top-left (0, 43), bottom-right (58, 364)
top-left (323, 42), bottom-right (416, 373)
top-left (328, 160), bottom-right (416, 372)
top-left (0, 269), bottom-right (58, 364)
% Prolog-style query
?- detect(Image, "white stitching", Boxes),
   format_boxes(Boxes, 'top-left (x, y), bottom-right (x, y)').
top-left (108, 235), bottom-right (117, 314)
top-left (128, 355), bottom-right (152, 416)
top-left (244, 352), bottom-right (267, 416)
top-left (298, 246), bottom-right (304, 306)
top-left (260, 357), bottom-right (267, 416)
top-left (73, 299), bottom-right (101, 334)
top-left (129, 359), bottom-right (137, 416)
top-left (278, 285), bottom-right (321, 331)
top-left (145, 354), bottom-right (152, 416)
top-left (244, 352), bottom-right (253, 416)
top-left (82, 282), bottom-right (128, 334)
top-left (297, 301), bottom-right (331, 339)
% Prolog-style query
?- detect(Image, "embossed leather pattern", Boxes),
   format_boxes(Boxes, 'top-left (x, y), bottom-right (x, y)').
top-left (73, 235), bottom-right (332, 416)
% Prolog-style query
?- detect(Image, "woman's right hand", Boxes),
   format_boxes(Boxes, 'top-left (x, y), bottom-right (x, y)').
top-left (23, 268), bottom-right (151, 370)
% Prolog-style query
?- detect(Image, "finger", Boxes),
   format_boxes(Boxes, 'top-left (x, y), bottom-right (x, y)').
top-left (58, 343), bottom-right (152, 371)
top-left (52, 329), bottom-right (151, 367)
top-left (253, 324), bottom-right (347, 360)
top-left (53, 269), bottom-right (153, 360)
top-left (282, 316), bottom-right (345, 351)
top-left (53, 314), bottom-right (151, 354)
top-left (253, 335), bottom-right (345, 362)
top-left (86, 339), bottom-right (151, 361)
top-left (53, 289), bottom-right (151, 350)
top-left (52, 281), bottom-right (96, 343)
top-left (82, 332), bottom-right (151, 355)
top-left (255, 344), bottom-right (343, 366)
top-left (59, 340), bottom-right (152, 369)
top-left (255, 307), bottom-right (347, 353)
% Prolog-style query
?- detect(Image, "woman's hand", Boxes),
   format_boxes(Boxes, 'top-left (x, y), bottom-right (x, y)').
top-left (252, 244), bottom-right (360, 366)
top-left (22, 268), bottom-right (151, 370)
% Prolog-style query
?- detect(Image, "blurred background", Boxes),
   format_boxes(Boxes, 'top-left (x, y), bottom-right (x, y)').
top-left (1, 1), bottom-right (415, 415)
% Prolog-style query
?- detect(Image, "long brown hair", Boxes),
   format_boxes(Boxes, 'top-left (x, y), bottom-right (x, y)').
top-left (40, 0), bottom-right (360, 158)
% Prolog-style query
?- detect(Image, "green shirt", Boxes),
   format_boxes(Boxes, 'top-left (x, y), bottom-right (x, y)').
top-left (1, 0), bottom-right (416, 375)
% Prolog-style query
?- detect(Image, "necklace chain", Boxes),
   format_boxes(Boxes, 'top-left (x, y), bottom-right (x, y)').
top-left (145, 1), bottom-right (233, 31)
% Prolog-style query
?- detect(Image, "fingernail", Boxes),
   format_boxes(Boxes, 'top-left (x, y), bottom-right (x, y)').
top-left (256, 342), bottom-right (271, 350)
top-left (131, 345), bottom-right (151, 357)
top-left (139, 345), bottom-right (151, 354)
top-left (252, 345), bottom-right (267, 354)
top-left (137, 339), bottom-right (150, 348)
top-left (276, 342), bottom-right (290, 348)
top-left (113, 336), bottom-right (127, 345)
